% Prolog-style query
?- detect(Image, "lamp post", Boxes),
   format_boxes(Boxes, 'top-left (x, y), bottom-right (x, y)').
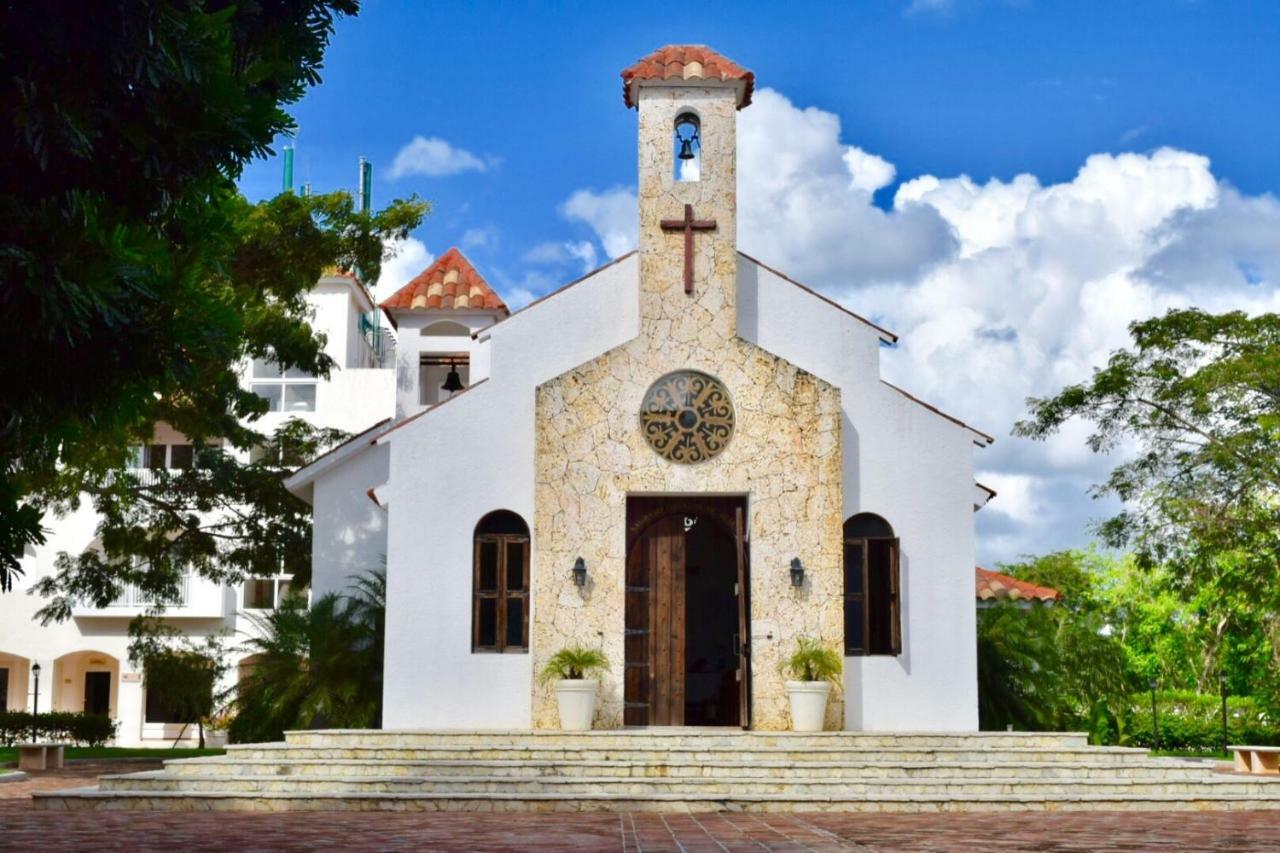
top-left (31, 662), bottom-right (41, 743)
top-left (1220, 674), bottom-right (1230, 756)
top-left (1149, 678), bottom-right (1160, 752)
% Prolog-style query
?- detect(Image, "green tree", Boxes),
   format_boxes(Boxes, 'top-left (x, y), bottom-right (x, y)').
top-left (1015, 309), bottom-right (1280, 703)
top-left (228, 569), bottom-right (384, 743)
top-left (977, 550), bottom-right (1130, 737)
top-left (0, 1), bottom-right (428, 591)
top-left (129, 620), bottom-right (228, 749)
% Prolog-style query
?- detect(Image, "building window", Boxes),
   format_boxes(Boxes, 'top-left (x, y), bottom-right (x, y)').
top-left (243, 575), bottom-right (295, 610)
top-left (843, 513), bottom-right (901, 656)
top-left (250, 354), bottom-right (316, 412)
top-left (472, 510), bottom-right (530, 653)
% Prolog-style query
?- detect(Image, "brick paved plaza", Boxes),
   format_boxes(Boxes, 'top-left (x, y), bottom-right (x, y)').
top-left (3, 762), bottom-right (1280, 851)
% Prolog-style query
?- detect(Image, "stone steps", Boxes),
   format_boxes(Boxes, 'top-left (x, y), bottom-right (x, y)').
top-left (32, 729), bottom-right (1280, 813)
top-left (227, 744), bottom-right (1155, 764)
top-left (161, 757), bottom-right (1213, 781)
top-left (98, 771), bottom-right (1280, 798)
top-left (35, 787), bottom-right (1280, 814)
top-left (275, 729), bottom-right (1091, 750)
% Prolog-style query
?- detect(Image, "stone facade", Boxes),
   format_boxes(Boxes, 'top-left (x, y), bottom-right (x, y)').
top-left (531, 82), bottom-right (845, 730)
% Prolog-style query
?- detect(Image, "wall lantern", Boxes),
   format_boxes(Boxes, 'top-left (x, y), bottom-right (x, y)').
top-left (573, 557), bottom-right (587, 588)
top-left (790, 557), bottom-right (804, 588)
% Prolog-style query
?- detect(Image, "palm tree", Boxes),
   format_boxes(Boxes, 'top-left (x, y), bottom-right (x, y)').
top-left (227, 569), bottom-right (385, 743)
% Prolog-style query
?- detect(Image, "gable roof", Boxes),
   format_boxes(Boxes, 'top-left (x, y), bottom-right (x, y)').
top-left (621, 45), bottom-right (755, 109)
top-left (380, 248), bottom-right (509, 316)
top-left (283, 418), bottom-right (393, 503)
top-left (740, 252), bottom-right (898, 344)
top-left (976, 568), bottom-right (1061, 604)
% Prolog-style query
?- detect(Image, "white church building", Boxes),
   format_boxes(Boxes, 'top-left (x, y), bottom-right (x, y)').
top-left (287, 45), bottom-right (995, 733)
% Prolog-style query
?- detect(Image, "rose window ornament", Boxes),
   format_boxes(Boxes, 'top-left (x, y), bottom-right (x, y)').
top-left (639, 370), bottom-right (735, 463)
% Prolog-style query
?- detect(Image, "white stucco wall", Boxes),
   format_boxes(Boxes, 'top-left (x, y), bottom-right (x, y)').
top-left (380, 254), bottom-right (639, 729)
top-left (739, 259), bottom-right (981, 731)
top-left (390, 311), bottom-right (501, 419)
top-left (309, 442), bottom-right (390, 601)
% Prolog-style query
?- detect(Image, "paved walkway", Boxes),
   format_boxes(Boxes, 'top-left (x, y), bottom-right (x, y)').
top-left (4, 762), bottom-right (1280, 851)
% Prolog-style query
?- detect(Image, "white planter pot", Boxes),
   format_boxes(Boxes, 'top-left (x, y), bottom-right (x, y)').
top-left (554, 679), bottom-right (598, 730)
top-left (786, 680), bottom-right (831, 732)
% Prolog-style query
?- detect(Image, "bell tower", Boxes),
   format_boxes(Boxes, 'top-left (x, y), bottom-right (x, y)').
top-left (622, 46), bottom-right (755, 345)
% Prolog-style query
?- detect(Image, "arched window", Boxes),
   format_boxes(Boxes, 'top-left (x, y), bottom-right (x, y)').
top-left (843, 513), bottom-right (900, 656)
top-left (673, 112), bottom-right (701, 182)
top-left (473, 510), bottom-right (530, 653)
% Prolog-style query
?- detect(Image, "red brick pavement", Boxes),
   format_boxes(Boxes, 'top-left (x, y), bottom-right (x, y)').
top-left (4, 762), bottom-right (1280, 851)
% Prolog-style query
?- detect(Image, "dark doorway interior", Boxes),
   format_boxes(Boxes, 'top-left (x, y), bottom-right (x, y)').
top-left (84, 671), bottom-right (111, 716)
top-left (683, 519), bottom-right (740, 725)
top-left (0, 668), bottom-right (8, 709)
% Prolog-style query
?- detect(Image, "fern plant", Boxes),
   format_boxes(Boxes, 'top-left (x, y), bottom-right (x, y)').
top-left (540, 646), bottom-right (610, 683)
top-left (782, 637), bottom-right (842, 683)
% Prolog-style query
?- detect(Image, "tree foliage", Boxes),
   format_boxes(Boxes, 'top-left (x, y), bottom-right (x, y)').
top-left (1015, 308), bottom-right (1280, 703)
top-left (130, 618), bottom-right (228, 748)
top-left (227, 569), bottom-right (384, 743)
top-left (0, 1), bottom-right (430, 592)
top-left (977, 551), bottom-right (1130, 736)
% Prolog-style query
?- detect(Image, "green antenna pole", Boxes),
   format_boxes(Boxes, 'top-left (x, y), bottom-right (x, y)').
top-left (359, 156), bottom-right (372, 212)
top-left (282, 145), bottom-right (295, 193)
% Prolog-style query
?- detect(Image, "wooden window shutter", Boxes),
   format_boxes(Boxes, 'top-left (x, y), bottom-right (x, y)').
top-left (888, 537), bottom-right (902, 655)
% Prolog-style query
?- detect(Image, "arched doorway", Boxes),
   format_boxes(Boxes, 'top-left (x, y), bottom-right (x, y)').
top-left (52, 650), bottom-right (120, 717)
top-left (0, 651), bottom-right (31, 711)
top-left (624, 496), bottom-right (749, 728)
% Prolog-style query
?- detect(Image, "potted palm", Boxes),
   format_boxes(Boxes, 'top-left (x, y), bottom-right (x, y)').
top-left (782, 637), bottom-right (842, 732)
top-left (540, 646), bottom-right (610, 730)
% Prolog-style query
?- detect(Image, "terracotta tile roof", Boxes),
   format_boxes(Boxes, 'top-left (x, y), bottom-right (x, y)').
top-left (379, 248), bottom-right (509, 314)
top-left (976, 568), bottom-right (1061, 604)
top-left (622, 45), bottom-right (755, 109)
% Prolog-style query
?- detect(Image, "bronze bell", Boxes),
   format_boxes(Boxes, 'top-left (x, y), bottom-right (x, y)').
top-left (678, 136), bottom-right (696, 161)
top-left (442, 364), bottom-right (464, 393)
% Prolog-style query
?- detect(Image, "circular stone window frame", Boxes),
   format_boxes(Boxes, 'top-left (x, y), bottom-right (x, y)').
top-left (638, 369), bottom-right (736, 465)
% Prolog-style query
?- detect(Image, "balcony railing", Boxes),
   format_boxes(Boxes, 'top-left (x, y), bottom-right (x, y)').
top-left (106, 575), bottom-right (191, 608)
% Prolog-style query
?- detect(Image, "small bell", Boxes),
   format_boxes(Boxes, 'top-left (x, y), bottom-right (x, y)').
top-left (441, 364), bottom-right (464, 393)
top-left (678, 136), bottom-right (696, 161)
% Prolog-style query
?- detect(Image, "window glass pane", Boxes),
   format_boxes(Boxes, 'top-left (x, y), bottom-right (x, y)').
top-left (252, 357), bottom-right (282, 379)
top-left (844, 542), bottom-right (863, 594)
top-left (506, 596), bottom-right (524, 648)
top-left (283, 384), bottom-right (316, 412)
top-left (845, 598), bottom-right (864, 654)
top-left (169, 444), bottom-right (194, 470)
top-left (478, 541), bottom-right (498, 591)
top-left (145, 444), bottom-right (168, 470)
top-left (867, 540), bottom-right (892, 654)
top-left (277, 579), bottom-right (294, 604)
top-left (243, 578), bottom-right (276, 610)
top-left (477, 597), bottom-right (497, 648)
top-left (506, 541), bottom-right (525, 591)
top-left (252, 384), bottom-right (283, 411)
top-left (284, 364), bottom-right (312, 379)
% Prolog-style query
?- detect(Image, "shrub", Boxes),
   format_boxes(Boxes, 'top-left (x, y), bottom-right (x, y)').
top-left (540, 647), bottom-right (610, 683)
top-left (781, 637), bottom-right (842, 683)
top-left (0, 710), bottom-right (117, 746)
top-left (1119, 691), bottom-right (1279, 751)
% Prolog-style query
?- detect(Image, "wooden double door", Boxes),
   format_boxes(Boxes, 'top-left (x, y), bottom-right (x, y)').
top-left (624, 497), bottom-right (750, 728)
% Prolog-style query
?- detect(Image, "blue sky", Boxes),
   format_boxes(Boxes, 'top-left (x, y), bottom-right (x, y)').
top-left (239, 1), bottom-right (1280, 565)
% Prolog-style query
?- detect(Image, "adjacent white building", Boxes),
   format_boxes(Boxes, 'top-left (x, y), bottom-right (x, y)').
top-left (1, 271), bottom-right (396, 746)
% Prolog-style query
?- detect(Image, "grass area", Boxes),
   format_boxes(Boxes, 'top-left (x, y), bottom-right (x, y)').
top-left (1150, 748), bottom-right (1230, 760)
top-left (1, 746), bottom-right (225, 766)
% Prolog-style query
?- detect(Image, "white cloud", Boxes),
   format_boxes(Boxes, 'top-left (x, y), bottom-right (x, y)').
top-left (461, 226), bottom-right (497, 249)
top-left (560, 187), bottom-right (639, 259)
top-left (523, 240), bottom-right (599, 273)
top-left (552, 87), bottom-right (1280, 563)
top-left (372, 236), bottom-right (432, 304)
top-left (387, 136), bottom-right (488, 179)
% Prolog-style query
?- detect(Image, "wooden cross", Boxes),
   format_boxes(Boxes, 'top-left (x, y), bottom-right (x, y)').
top-left (660, 204), bottom-right (717, 295)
